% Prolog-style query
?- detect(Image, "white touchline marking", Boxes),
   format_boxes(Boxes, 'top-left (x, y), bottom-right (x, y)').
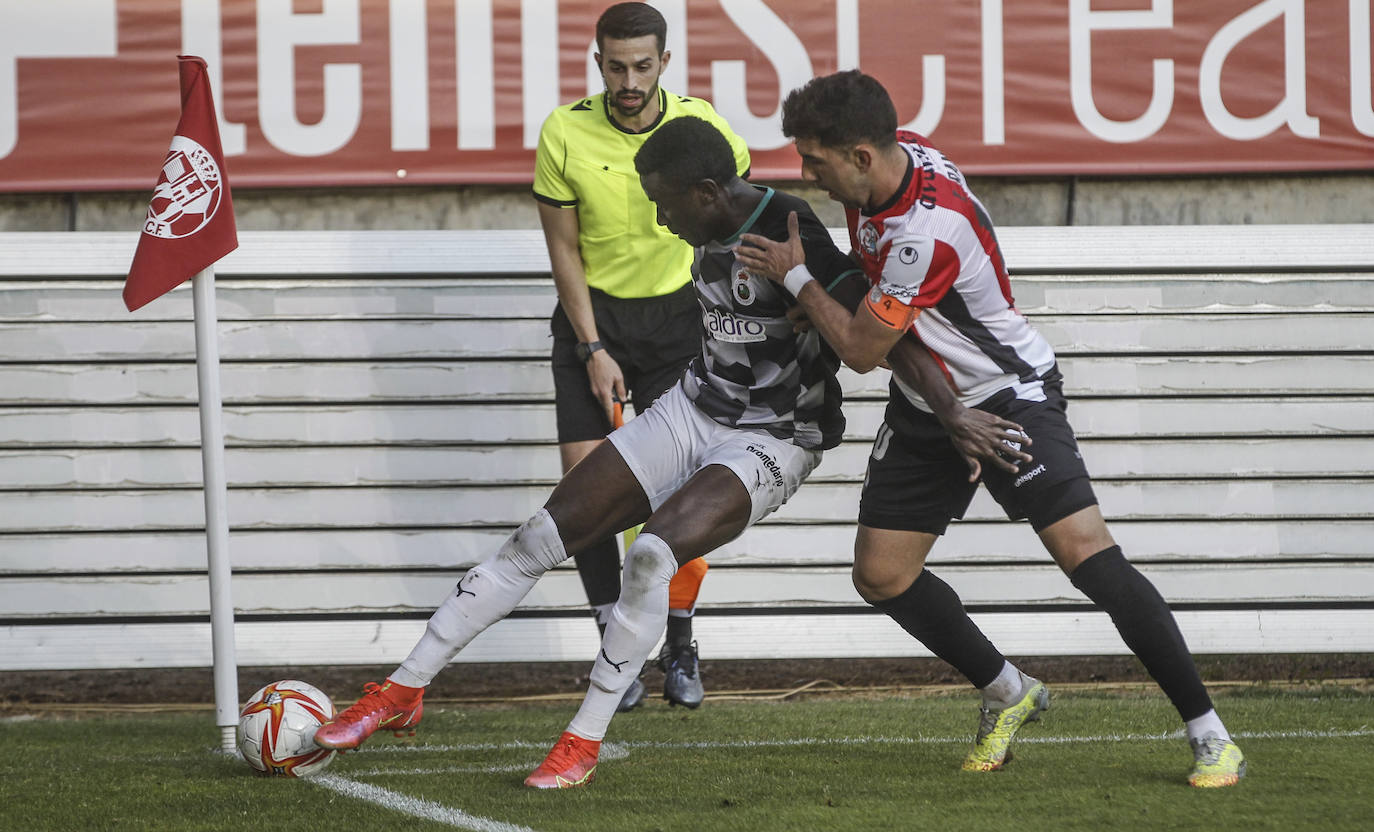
top-left (338, 727), bottom-right (1374, 780)
top-left (345, 744), bottom-right (632, 778)
top-left (310, 773), bottom-right (537, 832)
top-left (353, 726), bottom-right (1374, 758)
top-left (348, 763), bottom-right (535, 777)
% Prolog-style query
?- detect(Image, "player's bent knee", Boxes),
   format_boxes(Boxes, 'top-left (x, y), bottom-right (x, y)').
top-left (620, 534), bottom-right (678, 611)
top-left (497, 508), bottom-right (569, 577)
top-left (852, 563), bottom-right (909, 605)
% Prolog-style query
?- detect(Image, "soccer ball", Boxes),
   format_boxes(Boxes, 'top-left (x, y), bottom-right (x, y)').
top-left (237, 680), bottom-right (337, 777)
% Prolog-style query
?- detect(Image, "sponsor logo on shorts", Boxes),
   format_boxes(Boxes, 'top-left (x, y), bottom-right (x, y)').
top-left (1014, 463), bottom-right (1046, 488)
top-left (704, 308), bottom-right (767, 343)
top-left (746, 443), bottom-right (785, 488)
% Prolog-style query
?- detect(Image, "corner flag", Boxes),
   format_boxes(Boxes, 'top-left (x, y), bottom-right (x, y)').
top-left (124, 55), bottom-right (237, 311)
top-left (123, 55), bottom-right (241, 753)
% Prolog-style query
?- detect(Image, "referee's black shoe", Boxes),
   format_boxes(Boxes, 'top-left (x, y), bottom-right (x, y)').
top-left (659, 641), bottom-right (704, 708)
top-left (616, 674), bottom-right (647, 712)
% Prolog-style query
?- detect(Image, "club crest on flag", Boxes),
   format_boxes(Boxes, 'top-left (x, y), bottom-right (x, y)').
top-left (144, 136), bottom-right (225, 239)
top-left (123, 55), bottom-right (238, 312)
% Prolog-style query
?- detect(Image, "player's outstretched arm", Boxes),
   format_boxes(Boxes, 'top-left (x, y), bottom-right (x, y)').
top-left (886, 336), bottom-right (1032, 481)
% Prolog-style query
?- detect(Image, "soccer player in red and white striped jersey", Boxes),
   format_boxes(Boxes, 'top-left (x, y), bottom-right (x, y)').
top-left (736, 70), bottom-right (1244, 789)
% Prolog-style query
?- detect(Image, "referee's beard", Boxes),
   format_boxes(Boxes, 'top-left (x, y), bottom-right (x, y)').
top-left (609, 82), bottom-right (659, 121)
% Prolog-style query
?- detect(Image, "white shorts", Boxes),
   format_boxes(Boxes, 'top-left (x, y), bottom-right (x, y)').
top-left (608, 382), bottom-right (822, 527)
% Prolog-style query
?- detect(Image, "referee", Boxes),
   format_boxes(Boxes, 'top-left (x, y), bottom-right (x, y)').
top-left (532, 2), bottom-right (750, 710)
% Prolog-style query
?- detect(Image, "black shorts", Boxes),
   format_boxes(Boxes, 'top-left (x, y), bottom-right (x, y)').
top-left (551, 283), bottom-right (701, 443)
top-left (858, 370), bottom-right (1098, 535)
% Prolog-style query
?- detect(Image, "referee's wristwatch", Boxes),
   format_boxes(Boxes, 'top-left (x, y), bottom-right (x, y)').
top-left (575, 340), bottom-right (605, 362)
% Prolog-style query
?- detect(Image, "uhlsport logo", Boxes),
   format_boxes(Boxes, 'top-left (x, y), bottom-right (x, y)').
top-left (143, 135), bottom-right (223, 239)
top-left (704, 307), bottom-right (767, 343)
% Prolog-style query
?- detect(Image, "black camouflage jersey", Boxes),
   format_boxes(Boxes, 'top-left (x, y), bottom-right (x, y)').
top-left (682, 186), bottom-right (863, 450)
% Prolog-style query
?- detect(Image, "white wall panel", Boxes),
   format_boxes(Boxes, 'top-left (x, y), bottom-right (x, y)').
top-left (1, 228), bottom-right (1370, 670)
top-left (6, 563), bottom-right (1369, 620)
top-left (3, 436), bottom-right (1366, 489)
top-left (3, 519), bottom-right (1368, 574)
top-left (4, 609), bottom-right (1371, 671)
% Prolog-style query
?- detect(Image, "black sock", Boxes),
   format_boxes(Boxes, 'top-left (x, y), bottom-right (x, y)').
top-left (665, 614), bottom-right (693, 651)
top-left (573, 537), bottom-right (621, 609)
top-left (872, 570), bottom-right (1006, 689)
top-left (1069, 546), bottom-right (1214, 721)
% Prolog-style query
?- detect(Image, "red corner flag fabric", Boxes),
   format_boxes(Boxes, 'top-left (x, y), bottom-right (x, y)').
top-left (123, 56), bottom-right (238, 312)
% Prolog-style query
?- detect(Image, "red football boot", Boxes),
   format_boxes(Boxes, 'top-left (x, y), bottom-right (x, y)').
top-left (313, 680), bottom-right (423, 751)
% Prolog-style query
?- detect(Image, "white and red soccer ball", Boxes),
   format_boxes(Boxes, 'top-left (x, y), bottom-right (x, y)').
top-left (237, 680), bottom-right (337, 777)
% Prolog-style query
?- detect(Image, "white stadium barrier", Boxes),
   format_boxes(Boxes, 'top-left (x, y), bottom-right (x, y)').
top-left (1, 225), bottom-right (1372, 669)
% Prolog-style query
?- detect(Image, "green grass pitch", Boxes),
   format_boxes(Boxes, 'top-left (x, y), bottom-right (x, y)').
top-left (3, 686), bottom-right (1370, 832)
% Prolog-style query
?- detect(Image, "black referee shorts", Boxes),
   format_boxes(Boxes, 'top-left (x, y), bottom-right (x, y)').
top-left (551, 283), bottom-right (701, 443)
top-left (858, 370), bottom-right (1098, 535)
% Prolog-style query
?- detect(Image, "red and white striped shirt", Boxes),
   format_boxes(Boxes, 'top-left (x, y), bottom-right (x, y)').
top-left (849, 131), bottom-right (1057, 410)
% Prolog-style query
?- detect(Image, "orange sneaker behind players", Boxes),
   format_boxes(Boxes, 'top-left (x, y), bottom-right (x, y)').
top-left (313, 680), bottom-right (423, 751)
top-left (524, 731), bottom-right (602, 789)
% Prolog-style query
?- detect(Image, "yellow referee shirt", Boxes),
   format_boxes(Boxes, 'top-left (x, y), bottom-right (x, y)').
top-left (533, 88), bottom-right (751, 299)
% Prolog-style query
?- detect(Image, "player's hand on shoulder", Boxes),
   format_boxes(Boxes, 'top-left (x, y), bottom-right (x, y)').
top-left (737, 211), bottom-right (805, 282)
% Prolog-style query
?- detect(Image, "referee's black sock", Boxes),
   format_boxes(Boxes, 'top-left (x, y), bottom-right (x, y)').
top-left (665, 613), bottom-right (693, 652)
top-left (872, 569), bottom-right (1006, 689)
top-left (574, 537), bottom-right (622, 612)
top-left (1069, 545), bottom-right (1214, 721)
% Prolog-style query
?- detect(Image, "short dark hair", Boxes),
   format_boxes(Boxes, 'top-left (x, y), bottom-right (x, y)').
top-left (596, 3), bottom-right (667, 54)
top-left (782, 70), bottom-right (898, 149)
top-left (635, 117), bottom-right (737, 192)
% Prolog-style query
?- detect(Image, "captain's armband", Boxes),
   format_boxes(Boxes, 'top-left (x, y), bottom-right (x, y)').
top-left (864, 285), bottom-right (919, 330)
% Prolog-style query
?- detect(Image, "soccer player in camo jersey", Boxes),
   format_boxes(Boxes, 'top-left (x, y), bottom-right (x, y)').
top-left (735, 70), bottom-right (1245, 788)
top-left (317, 115), bottom-right (972, 787)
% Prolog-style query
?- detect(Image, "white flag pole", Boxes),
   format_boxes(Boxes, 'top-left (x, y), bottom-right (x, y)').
top-left (191, 264), bottom-right (239, 754)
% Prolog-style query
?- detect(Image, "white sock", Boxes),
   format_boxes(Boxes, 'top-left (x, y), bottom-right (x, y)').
top-left (568, 533), bottom-right (677, 741)
top-left (592, 603), bottom-right (615, 631)
top-left (390, 509), bottom-right (567, 688)
top-left (979, 661), bottom-right (1027, 708)
top-left (1185, 709), bottom-right (1230, 743)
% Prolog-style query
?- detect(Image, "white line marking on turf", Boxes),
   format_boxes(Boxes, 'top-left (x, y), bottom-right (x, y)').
top-left (311, 773), bottom-right (536, 832)
top-left (346, 743), bottom-right (632, 778)
top-left (354, 726), bottom-right (1374, 758)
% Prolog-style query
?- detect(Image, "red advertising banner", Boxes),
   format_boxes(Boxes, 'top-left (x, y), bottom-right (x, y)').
top-left (1, 0), bottom-right (1370, 192)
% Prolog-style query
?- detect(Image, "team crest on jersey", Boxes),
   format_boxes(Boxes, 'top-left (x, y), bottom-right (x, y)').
top-left (857, 222), bottom-right (880, 256)
top-left (143, 136), bottom-right (224, 240)
top-left (731, 262), bottom-right (758, 306)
